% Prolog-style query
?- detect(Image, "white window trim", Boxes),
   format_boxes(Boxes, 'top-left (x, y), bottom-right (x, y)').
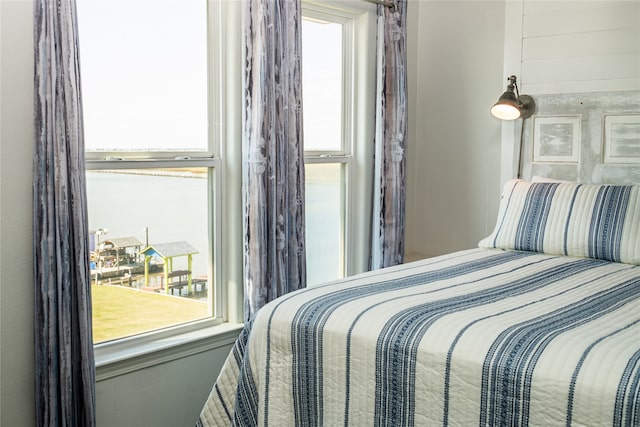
top-left (93, 0), bottom-right (375, 378)
top-left (302, 6), bottom-right (353, 156)
top-left (92, 0), bottom-right (245, 378)
top-left (303, 0), bottom-right (377, 276)
top-left (94, 320), bottom-right (242, 381)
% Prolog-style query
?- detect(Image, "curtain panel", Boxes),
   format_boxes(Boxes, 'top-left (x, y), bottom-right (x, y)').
top-left (33, 0), bottom-right (96, 425)
top-left (370, 0), bottom-right (408, 270)
top-left (243, 0), bottom-right (307, 323)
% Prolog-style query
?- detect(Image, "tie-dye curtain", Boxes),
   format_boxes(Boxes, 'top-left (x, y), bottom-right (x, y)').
top-left (370, 0), bottom-right (408, 270)
top-left (33, 0), bottom-right (96, 425)
top-left (243, 0), bottom-right (306, 323)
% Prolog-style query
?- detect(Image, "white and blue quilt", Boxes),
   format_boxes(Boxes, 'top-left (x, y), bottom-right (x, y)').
top-left (198, 248), bottom-right (640, 426)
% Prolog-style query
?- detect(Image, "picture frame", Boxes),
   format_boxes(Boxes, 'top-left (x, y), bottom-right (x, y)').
top-left (603, 114), bottom-right (640, 164)
top-left (532, 115), bottom-right (581, 163)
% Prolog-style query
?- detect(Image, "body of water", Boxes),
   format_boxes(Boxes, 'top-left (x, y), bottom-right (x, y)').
top-left (86, 170), bottom-right (341, 285)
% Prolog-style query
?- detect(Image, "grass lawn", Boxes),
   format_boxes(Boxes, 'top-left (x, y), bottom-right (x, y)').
top-left (92, 284), bottom-right (208, 343)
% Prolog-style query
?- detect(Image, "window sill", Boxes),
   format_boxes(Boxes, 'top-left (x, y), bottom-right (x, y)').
top-left (94, 320), bottom-right (244, 381)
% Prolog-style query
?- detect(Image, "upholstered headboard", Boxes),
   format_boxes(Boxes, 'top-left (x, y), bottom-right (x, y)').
top-left (518, 90), bottom-right (640, 184)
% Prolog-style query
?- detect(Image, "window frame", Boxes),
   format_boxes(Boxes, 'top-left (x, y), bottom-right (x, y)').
top-left (81, 0), bottom-right (215, 162)
top-left (302, 0), bottom-right (377, 278)
top-left (86, 0), bottom-right (239, 378)
top-left (90, 0), bottom-right (376, 378)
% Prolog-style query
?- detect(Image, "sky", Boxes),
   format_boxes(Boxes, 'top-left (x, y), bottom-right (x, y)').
top-left (77, 0), bottom-right (208, 152)
top-left (77, 0), bottom-right (344, 153)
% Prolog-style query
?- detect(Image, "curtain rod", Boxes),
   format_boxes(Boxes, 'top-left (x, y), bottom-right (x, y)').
top-left (362, 0), bottom-right (397, 13)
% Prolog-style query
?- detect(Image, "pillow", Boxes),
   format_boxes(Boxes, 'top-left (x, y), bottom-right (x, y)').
top-left (479, 179), bottom-right (640, 265)
top-left (531, 175), bottom-right (572, 183)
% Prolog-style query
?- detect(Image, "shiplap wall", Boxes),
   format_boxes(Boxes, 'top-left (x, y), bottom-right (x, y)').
top-left (500, 0), bottom-right (640, 184)
top-left (520, 1), bottom-right (640, 94)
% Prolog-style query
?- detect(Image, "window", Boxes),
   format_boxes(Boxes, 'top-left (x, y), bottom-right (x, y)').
top-left (302, 2), bottom-right (376, 284)
top-left (77, 0), bottom-right (375, 352)
top-left (302, 18), bottom-right (343, 152)
top-left (78, 0), bottom-right (220, 344)
top-left (302, 15), bottom-right (345, 284)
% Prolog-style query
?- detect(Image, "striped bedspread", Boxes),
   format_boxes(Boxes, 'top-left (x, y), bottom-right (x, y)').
top-left (198, 248), bottom-right (640, 426)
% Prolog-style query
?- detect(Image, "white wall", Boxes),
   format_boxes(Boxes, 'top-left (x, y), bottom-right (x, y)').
top-left (1, 1), bottom-right (36, 425)
top-left (96, 346), bottom-right (232, 426)
top-left (520, 0), bottom-right (640, 95)
top-left (405, 0), bottom-right (506, 257)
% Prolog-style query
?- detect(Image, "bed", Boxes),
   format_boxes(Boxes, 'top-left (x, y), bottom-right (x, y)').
top-left (198, 179), bottom-right (640, 426)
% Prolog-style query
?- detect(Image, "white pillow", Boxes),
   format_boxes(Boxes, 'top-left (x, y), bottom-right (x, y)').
top-left (479, 179), bottom-right (640, 265)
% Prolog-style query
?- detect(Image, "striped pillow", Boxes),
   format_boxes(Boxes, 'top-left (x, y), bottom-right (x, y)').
top-left (479, 180), bottom-right (640, 265)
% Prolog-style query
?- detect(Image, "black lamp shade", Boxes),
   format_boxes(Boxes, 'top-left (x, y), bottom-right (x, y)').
top-left (490, 76), bottom-right (536, 120)
top-left (491, 89), bottom-right (521, 120)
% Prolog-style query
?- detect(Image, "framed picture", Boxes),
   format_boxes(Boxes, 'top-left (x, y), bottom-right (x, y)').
top-left (603, 114), bottom-right (640, 164)
top-left (533, 115), bottom-right (581, 163)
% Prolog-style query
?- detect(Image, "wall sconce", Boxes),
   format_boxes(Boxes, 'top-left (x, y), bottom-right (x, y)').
top-left (491, 75), bottom-right (536, 179)
top-left (490, 75), bottom-right (535, 120)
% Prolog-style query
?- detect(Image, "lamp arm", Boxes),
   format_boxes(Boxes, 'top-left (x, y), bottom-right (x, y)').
top-left (509, 75), bottom-right (535, 118)
top-left (509, 75), bottom-right (521, 98)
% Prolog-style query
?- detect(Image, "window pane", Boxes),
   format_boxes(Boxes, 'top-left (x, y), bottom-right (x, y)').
top-left (77, 0), bottom-right (208, 153)
top-left (302, 18), bottom-right (343, 152)
top-left (305, 163), bottom-right (344, 285)
top-left (87, 169), bottom-right (210, 343)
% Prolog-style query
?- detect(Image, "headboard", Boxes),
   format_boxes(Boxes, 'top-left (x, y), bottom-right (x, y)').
top-left (519, 90), bottom-right (640, 184)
